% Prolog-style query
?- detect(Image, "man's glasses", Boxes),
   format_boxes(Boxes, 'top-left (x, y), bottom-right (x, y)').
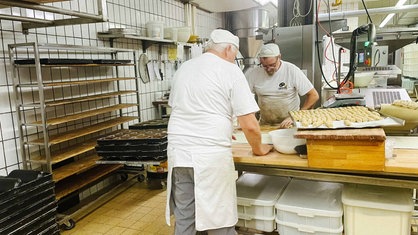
top-left (260, 58), bottom-right (278, 69)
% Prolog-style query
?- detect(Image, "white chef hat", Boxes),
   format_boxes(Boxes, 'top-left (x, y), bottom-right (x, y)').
top-left (210, 29), bottom-right (240, 49)
top-left (258, 43), bottom-right (281, 57)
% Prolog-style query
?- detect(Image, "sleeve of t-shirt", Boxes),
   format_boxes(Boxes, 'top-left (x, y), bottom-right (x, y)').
top-left (231, 72), bottom-right (260, 117)
top-left (244, 68), bottom-right (255, 93)
top-left (293, 67), bottom-right (314, 96)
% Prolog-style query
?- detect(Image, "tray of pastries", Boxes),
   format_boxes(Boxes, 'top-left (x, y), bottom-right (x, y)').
top-left (290, 106), bottom-right (404, 129)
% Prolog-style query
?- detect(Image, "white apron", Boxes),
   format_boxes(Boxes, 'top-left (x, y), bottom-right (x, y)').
top-left (258, 92), bottom-right (300, 125)
top-left (165, 146), bottom-right (238, 231)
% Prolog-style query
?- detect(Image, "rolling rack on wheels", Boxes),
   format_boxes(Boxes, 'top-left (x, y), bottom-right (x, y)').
top-left (96, 122), bottom-right (169, 189)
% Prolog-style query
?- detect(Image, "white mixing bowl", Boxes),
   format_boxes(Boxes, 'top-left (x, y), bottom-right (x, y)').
top-left (269, 128), bottom-right (306, 154)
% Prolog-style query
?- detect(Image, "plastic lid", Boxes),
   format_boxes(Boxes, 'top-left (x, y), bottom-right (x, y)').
top-left (275, 179), bottom-right (343, 217)
top-left (342, 184), bottom-right (414, 212)
top-left (236, 173), bottom-right (290, 206)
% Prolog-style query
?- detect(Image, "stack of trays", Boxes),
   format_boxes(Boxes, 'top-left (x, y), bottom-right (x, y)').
top-left (0, 170), bottom-right (59, 235)
top-left (129, 118), bottom-right (169, 130)
top-left (96, 129), bottom-right (167, 161)
top-left (235, 173), bottom-right (290, 232)
top-left (275, 179), bottom-right (344, 235)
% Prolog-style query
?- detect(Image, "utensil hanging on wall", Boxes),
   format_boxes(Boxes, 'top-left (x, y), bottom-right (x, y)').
top-left (139, 53), bottom-right (150, 83)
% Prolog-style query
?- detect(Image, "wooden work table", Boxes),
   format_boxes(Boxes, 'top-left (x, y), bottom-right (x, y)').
top-left (232, 139), bottom-right (418, 189)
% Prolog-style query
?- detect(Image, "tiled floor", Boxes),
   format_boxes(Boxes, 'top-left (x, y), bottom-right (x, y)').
top-left (61, 180), bottom-right (175, 235)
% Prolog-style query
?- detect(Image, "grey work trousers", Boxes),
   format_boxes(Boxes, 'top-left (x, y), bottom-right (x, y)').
top-left (171, 167), bottom-right (237, 235)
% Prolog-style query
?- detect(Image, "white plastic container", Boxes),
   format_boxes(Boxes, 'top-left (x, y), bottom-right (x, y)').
top-left (236, 216), bottom-right (276, 232)
top-left (236, 173), bottom-right (290, 232)
top-left (275, 179), bottom-right (343, 230)
top-left (176, 27), bottom-right (191, 42)
top-left (276, 219), bottom-right (343, 235)
top-left (342, 184), bottom-right (414, 235)
top-left (146, 21), bottom-right (164, 39)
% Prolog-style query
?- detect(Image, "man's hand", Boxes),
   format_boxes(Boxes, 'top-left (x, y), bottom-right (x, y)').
top-left (253, 144), bottom-right (273, 156)
top-left (279, 117), bottom-right (293, 128)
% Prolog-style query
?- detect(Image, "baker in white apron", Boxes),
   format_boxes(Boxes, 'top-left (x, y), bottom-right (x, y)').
top-left (245, 43), bottom-right (319, 127)
top-left (165, 29), bottom-right (272, 235)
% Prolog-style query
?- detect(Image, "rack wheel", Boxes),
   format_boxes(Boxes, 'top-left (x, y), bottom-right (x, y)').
top-left (60, 219), bottom-right (75, 230)
top-left (137, 174), bottom-right (145, 182)
top-left (120, 173), bottom-right (128, 181)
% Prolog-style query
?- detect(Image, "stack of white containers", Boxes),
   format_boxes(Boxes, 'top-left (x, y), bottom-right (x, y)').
top-left (275, 179), bottom-right (344, 235)
top-left (236, 173), bottom-right (290, 232)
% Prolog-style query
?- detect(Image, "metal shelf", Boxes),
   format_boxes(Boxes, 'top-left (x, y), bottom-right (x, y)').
top-left (28, 139), bottom-right (97, 164)
top-left (29, 116), bottom-right (137, 145)
top-left (18, 77), bottom-right (135, 88)
top-left (29, 104), bottom-right (137, 126)
top-left (0, 0), bottom-right (108, 32)
top-left (54, 164), bottom-right (123, 200)
top-left (9, 42), bottom-right (141, 228)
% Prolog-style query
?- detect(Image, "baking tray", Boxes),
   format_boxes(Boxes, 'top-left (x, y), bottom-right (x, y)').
top-left (0, 192), bottom-right (55, 225)
top-left (290, 107), bottom-right (404, 130)
top-left (96, 149), bottom-right (167, 157)
top-left (101, 155), bottom-right (167, 161)
top-left (0, 201), bottom-right (56, 234)
top-left (95, 141), bottom-right (167, 151)
top-left (4, 206), bottom-right (57, 235)
top-left (97, 129), bottom-right (167, 145)
top-left (26, 217), bottom-right (58, 235)
top-left (0, 186), bottom-right (55, 218)
top-left (14, 58), bottom-right (94, 65)
top-left (129, 118), bottom-right (169, 130)
top-left (92, 59), bottom-right (132, 64)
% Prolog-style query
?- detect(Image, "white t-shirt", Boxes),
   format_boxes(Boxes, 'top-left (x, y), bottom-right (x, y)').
top-left (245, 61), bottom-right (313, 124)
top-left (168, 52), bottom-right (259, 152)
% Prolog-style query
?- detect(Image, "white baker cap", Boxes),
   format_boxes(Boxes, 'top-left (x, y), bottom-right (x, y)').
top-left (258, 43), bottom-right (281, 57)
top-left (210, 29), bottom-right (239, 49)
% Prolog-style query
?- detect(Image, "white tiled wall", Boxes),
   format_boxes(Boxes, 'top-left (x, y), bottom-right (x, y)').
top-left (0, 0), bottom-right (224, 175)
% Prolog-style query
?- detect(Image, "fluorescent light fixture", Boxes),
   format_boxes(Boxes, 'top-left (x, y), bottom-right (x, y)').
top-left (253, 0), bottom-right (278, 7)
top-left (379, 0), bottom-right (408, 28)
top-left (379, 13), bottom-right (395, 28)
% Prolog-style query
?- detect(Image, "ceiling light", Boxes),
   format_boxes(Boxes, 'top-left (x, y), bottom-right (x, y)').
top-left (253, 0), bottom-right (278, 7)
top-left (379, 0), bottom-right (407, 28)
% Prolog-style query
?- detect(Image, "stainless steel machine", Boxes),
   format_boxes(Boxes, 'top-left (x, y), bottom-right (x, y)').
top-left (226, 8), bottom-right (269, 72)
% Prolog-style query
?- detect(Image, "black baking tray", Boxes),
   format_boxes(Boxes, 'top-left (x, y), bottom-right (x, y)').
top-left (0, 186), bottom-right (55, 218)
top-left (129, 118), bottom-right (169, 130)
top-left (0, 201), bottom-right (57, 234)
top-left (0, 180), bottom-right (55, 212)
top-left (92, 59), bottom-right (131, 64)
top-left (0, 192), bottom-right (55, 225)
top-left (95, 141), bottom-right (167, 151)
top-left (3, 206), bottom-right (57, 235)
top-left (14, 58), bottom-right (95, 65)
top-left (26, 217), bottom-right (58, 235)
top-left (97, 151), bottom-right (167, 158)
top-left (96, 149), bottom-right (167, 157)
top-left (101, 155), bottom-right (167, 161)
top-left (97, 129), bottom-right (167, 145)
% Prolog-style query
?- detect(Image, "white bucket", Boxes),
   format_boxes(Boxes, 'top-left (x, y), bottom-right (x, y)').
top-left (146, 21), bottom-right (164, 39)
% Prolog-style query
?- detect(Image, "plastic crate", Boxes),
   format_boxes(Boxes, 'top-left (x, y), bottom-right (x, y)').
top-left (275, 179), bottom-right (343, 230)
top-left (342, 184), bottom-right (414, 235)
top-left (236, 173), bottom-right (290, 232)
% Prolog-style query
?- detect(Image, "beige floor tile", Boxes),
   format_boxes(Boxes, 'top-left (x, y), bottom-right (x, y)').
top-left (104, 226), bottom-right (128, 234)
top-left (60, 181), bottom-right (172, 234)
top-left (121, 228), bottom-right (143, 235)
top-left (82, 222), bottom-right (113, 233)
